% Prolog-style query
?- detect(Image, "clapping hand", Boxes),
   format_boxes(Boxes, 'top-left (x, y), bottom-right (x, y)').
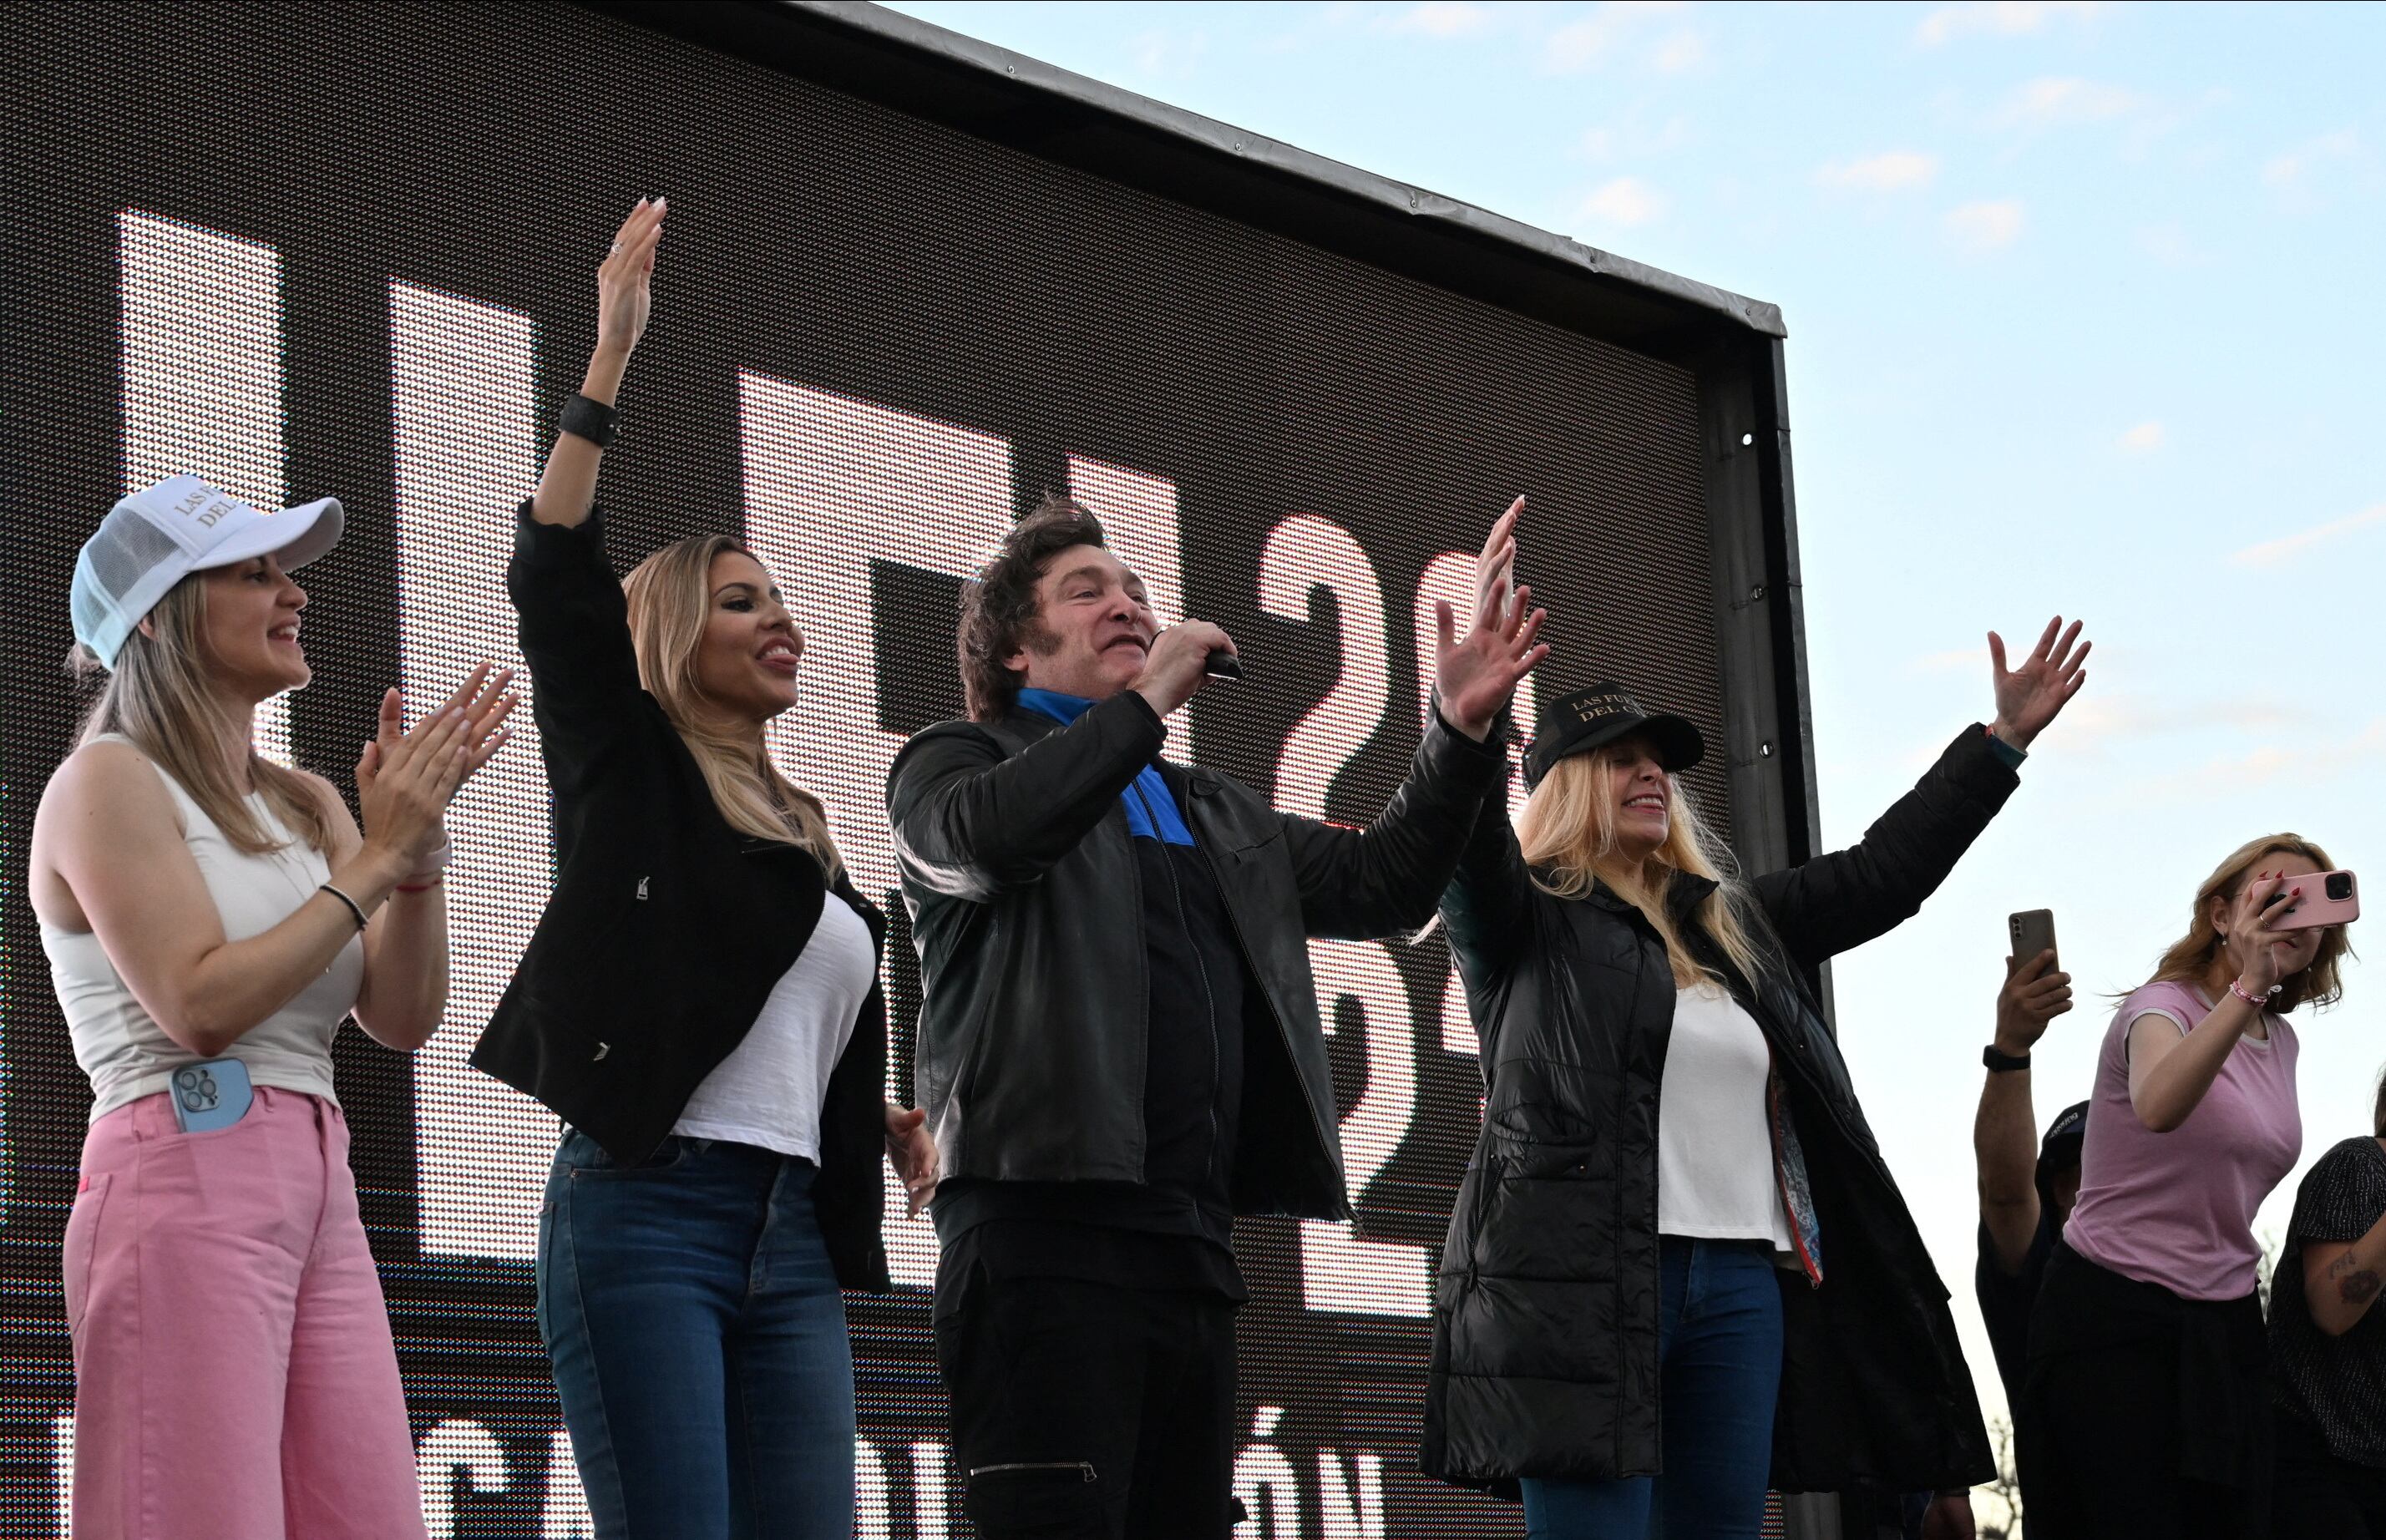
top-left (1988, 617), bottom-right (2090, 751)
top-left (1436, 498), bottom-right (1548, 741)
top-left (355, 664), bottom-right (517, 873)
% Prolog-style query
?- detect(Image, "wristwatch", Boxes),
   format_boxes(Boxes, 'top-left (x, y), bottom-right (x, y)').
top-left (1983, 1043), bottom-right (2032, 1073)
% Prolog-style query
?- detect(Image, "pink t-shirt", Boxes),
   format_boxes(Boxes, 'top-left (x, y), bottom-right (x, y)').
top-left (2064, 980), bottom-right (2302, 1301)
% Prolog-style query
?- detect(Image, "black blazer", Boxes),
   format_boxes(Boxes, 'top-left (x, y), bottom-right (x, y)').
top-left (470, 505), bottom-right (891, 1293)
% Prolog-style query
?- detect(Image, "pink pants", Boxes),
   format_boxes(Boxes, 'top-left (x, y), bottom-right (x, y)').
top-left (64, 1087), bottom-right (427, 1539)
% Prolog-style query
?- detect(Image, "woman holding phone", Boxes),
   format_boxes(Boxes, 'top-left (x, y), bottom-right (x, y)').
top-left (1418, 510), bottom-right (2091, 1539)
top-left (2022, 836), bottom-right (2352, 1539)
top-left (468, 199), bottom-right (937, 1540)
top-left (31, 477), bottom-right (514, 1539)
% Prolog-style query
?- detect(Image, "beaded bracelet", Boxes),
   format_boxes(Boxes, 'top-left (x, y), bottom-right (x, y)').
top-left (2228, 978), bottom-right (2276, 1009)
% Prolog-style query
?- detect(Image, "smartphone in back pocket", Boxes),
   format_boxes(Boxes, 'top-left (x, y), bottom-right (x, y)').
top-left (2008, 909), bottom-right (2059, 970)
top-left (170, 1057), bottom-right (254, 1134)
top-left (2277, 870), bottom-right (2360, 931)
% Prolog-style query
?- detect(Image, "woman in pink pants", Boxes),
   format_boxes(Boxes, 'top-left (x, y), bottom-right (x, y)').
top-left (28, 476), bottom-right (515, 1538)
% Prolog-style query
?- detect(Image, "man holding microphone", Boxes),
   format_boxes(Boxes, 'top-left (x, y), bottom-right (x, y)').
top-left (889, 494), bottom-right (1544, 1540)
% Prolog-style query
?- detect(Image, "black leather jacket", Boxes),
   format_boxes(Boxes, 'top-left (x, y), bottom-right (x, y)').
top-left (887, 691), bottom-right (1504, 1217)
top-left (1422, 727), bottom-right (2019, 1494)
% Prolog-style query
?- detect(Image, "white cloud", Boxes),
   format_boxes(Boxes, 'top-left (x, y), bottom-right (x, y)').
top-left (1917, 1), bottom-right (2103, 47)
top-left (1578, 176), bottom-right (1666, 227)
top-left (1816, 151), bottom-right (1941, 193)
top-left (1386, 2), bottom-right (1493, 38)
top-left (1945, 199), bottom-right (2025, 251)
top-left (2262, 129), bottom-right (2360, 186)
top-left (1652, 30), bottom-right (1707, 72)
top-left (1544, 1), bottom-right (1686, 73)
top-left (2054, 692), bottom-right (2315, 757)
top-left (1905, 646), bottom-right (1980, 676)
top-left (1993, 76), bottom-right (2141, 129)
top-left (2119, 420), bottom-right (2164, 453)
top-left (2230, 504), bottom-right (2386, 569)
top-left (2142, 718), bottom-right (2386, 800)
top-left (1578, 116), bottom-right (1695, 164)
top-left (2136, 222), bottom-right (2204, 267)
top-left (1129, 29), bottom-right (1206, 76)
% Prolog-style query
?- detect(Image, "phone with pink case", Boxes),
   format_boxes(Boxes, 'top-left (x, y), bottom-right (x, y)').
top-left (2276, 870), bottom-right (2359, 931)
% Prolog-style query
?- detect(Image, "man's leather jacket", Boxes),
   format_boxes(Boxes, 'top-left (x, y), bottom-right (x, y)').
top-left (887, 690), bottom-right (1504, 1219)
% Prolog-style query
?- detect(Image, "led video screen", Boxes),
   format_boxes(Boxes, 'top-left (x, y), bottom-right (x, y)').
top-left (0, 3), bottom-right (1745, 1533)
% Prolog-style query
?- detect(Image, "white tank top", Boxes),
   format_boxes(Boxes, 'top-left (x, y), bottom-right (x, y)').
top-left (42, 737), bottom-right (361, 1118)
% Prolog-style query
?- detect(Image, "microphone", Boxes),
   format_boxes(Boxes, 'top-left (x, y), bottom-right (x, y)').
top-left (1203, 649), bottom-right (1244, 681)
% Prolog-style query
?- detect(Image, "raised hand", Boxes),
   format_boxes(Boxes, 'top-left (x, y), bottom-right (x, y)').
top-left (1994, 950), bottom-right (2072, 1057)
top-left (595, 197), bottom-right (666, 364)
top-left (1988, 616), bottom-right (2090, 750)
top-left (1472, 496), bottom-right (1522, 627)
top-left (355, 664), bottom-right (518, 870)
top-left (534, 202), bottom-right (666, 528)
top-left (884, 1102), bottom-right (940, 1218)
top-left (1436, 499), bottom-right (1549, 742)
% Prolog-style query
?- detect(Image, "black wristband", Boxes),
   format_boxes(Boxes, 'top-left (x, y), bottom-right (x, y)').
top-left (1983, 1042), bottom-right (2032, 1073)
top-left (558, 393), bottom-right (617, 448)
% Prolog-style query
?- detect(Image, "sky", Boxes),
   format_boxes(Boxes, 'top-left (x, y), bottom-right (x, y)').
top-left (888, 0), bottom-right (2386, 1445)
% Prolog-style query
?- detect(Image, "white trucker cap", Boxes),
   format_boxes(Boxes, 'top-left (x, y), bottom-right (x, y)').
top-left (72, 475), bottom-right (345, 669)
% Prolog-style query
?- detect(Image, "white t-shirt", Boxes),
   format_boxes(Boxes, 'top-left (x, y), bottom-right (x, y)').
top-left (672, 894), bottom-right (874, 1163)
top-left (1657, 980), bottom-right (1794, 1249)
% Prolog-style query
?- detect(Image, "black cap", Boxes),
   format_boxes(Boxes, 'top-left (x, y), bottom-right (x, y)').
top-left (2033, 1099), bottom-right (2090, 1217)
top-left (2039, 1100), bottom-right (2089, 1167)
top-left (1523, 682), bottom-right (1705, 789)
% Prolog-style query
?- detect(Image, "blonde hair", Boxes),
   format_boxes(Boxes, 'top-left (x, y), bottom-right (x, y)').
top-left (621, 534), bottom-right (842, 879)
top-left (73, 574), bottom-right (332, 855)
top-left (1517, 746), bottom-right (1771, 989)
top-left (2146, 833), bottom-right (2350, 1013)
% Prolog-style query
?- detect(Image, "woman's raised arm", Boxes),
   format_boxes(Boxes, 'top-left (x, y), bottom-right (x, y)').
top-left (532, 198), bottom-right (666, 529)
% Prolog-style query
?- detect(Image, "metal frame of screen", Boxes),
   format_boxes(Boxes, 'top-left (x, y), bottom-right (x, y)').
top-left (0, 2), bottom-right (1816, 1535)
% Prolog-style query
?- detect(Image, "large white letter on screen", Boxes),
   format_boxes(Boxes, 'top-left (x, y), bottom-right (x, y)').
top-left (391, 281), bottom-right (550, 1259)
top-left (1259, 515), bottom-right (1431, 1316)
top-left (118, 210), bottom-right (293, 764)
top-left (739, 373), bottom-right (1012, 1288)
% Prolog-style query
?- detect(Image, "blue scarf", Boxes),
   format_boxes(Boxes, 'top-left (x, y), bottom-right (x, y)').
top-left (1016, 688), bottom-right (1194, 846)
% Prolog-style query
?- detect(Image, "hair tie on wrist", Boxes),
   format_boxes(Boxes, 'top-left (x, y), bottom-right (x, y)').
top-left (320, 884), bottom-right (370, 931)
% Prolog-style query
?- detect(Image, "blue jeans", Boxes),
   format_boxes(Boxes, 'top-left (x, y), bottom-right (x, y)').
top-left (1521, 1237), bottom-right (1786, 1540)
top-left (538, 1132), bottom-right (857, 1540)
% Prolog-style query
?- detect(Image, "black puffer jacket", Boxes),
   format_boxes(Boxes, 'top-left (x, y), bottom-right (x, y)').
top-left (1422, 727), bottom-right (2017, 1493)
